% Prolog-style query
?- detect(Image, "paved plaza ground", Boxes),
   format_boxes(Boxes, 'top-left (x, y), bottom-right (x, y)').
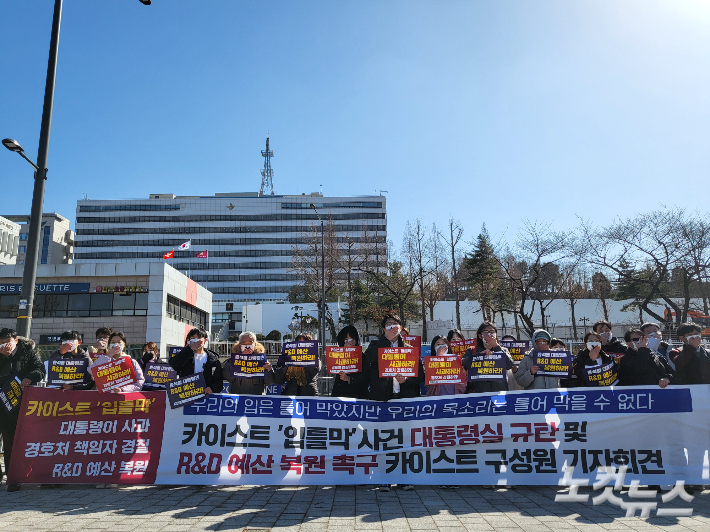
top-left (0, 483), bottom-right (709, 532)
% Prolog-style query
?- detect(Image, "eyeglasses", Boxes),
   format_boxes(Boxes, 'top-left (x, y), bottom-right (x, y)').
top-left (481, 330), bottom-right (496, 335)
top-left (629, 338), bottom-right (642, 342)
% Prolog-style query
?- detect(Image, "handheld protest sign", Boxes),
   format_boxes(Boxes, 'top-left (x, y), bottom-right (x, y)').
top-left (91, 356), bottom-right (137, 394)
top-left (500, 340), bottom-right (530, 363)
top-left (282, 340), bottom-right (319, 367)
top-left (583, 360), bottom-right (619, 386)
top-left (144, 362), bottom-right (178, 389)
top-left (532, 350), bottom-right (572, 376)
top-left (0, 376), bottom-right (23, 414)
top-left (466, 352), bottom-right (506, 381)
top-left (401, 335), bottom-right (421, 349)
top-left (230, 352), bottom-right (267, 379)
top-left (48, 358), bottom-right (90, 386)
top-left (168, 346), bottom-right (183, 359)
top-left (167, 372), bottom-right (207, 408)
top-left (449, 339), bottom-right (476, 357)
top-left (378, 347), bottom-right (418, 378)
top-left (424, 355), bottom-right (464, 385)
top-left (326, 346), bottom-right (362, 374)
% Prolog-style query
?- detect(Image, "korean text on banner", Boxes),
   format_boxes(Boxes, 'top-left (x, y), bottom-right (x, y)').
top-left (282, 341), bottom-right (318, 367)
top-left (230, 353), bottom-right (267, 379)
top-left (156, 386), bottom-right (710, 486)
top-left (48, 359), bottom-right (90, 386)
top-left (91, 357), bottom-right (137, 394)
top-left (0, 376), bottom-right (22, 414)
top-left (532, 350), bottom-right (572, 377)
top-left (449, 339), bottom-right (476, 357)
top-left (584, 360), bottom-right (619, 386)
top-left (501, 340), bottom-right (530, 363)
top-left (144, 363), bottom-right (177, 389)
top-left (8, 388), bottom-right (166, 484)
top-left (424, 355), bottom-right (464, 385)
top-left (378, 347), bottom-right (418, 378)
top-left (467, 352), bottom-right (506, 381)
top-left (167, 373), bottom-right (206, 409)
top-left (326, 346), bottom-right (362, 374)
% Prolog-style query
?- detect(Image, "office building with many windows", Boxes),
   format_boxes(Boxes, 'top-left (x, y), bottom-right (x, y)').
top-left (73, 192), bottom-right (387, 336)
top-left (2, 213), bottom-right (74, 265)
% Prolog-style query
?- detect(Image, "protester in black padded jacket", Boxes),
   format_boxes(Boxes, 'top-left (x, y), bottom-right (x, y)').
top-left (0, 328), bottom-right (46, 492)
top-left (169, 328), bottom-right (223, 394)
top-left (618, 329), bottom-right (673, 388)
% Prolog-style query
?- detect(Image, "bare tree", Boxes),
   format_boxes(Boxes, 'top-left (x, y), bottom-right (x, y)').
top-left (560, 265), bottom-right (587, 340)
top-left (425, 223), bottom-right (449, 322)
top-left (402, 219), bottom-right (432, 342)
top-left (497, 220), bottom-right (574, 338)
top-left (439, 218), bottom-right (465, 329)
top-left (579, 209), bottom-right (690, 326)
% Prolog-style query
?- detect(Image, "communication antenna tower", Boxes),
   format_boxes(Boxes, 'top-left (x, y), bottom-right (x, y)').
top-left (260, 136), bottom-right (274, 195)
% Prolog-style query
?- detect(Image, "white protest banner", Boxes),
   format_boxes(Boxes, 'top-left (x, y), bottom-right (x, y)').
top-left (155, 385), bottom-right (710, 486)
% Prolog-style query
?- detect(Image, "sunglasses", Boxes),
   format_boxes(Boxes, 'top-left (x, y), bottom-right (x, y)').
top-left (629, 338), bottom-right (642, 342)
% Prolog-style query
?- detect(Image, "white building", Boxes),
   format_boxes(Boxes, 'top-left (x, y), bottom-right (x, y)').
top-left (73, 192), bottom-right (387, 338)
top-left (2, 213), bottom-right (74, 265)
top-left (0, 262), bottom-right (212, 360)
top-left (0, 216), bottom-right (20, 265)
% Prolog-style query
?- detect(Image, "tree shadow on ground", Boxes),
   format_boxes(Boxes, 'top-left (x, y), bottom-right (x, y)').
top-left (0, 484), bottom-right (707, 531)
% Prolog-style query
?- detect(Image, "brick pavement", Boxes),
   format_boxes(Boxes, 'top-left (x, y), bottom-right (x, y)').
top-left (1, 483), bottom-right (708, 532)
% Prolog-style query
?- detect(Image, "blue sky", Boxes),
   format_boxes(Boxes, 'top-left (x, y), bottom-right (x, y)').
top-left (1, 1), bottom-right (709, 250)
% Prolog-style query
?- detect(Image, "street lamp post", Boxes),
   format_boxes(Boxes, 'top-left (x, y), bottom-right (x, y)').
top-left (310, 204), bottom-right (326, 350)
top-left (3, 0), bottom-right (63, 338)
top-left (3, 0), bottom-right (149, 339)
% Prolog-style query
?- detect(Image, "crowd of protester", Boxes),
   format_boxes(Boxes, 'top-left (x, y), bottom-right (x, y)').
top-left (0, 313), bottom-right (709, 492)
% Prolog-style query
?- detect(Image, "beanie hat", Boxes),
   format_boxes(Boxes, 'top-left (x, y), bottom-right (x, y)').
top-left (532, 329), bottom-right (551, 343)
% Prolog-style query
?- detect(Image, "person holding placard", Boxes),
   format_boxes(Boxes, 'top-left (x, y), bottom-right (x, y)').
top-left (462, 322), bottom-right (515, 393)
top-left (91, 332), bottom-right (145, 393)
top-left (515, 329), bottom-right (560, 390)
top-left (0, 328), bottom-right (46, 492)
top-left (425, 335), bottom-right (467, 397)
top-left (139, 342), bottom-right (160, 371)
top-left (222, 331), bottom-right (274, 395)
top-left (670, 323), bottom-right (710, 385)
top-left (618, 329), bottom-right (674, 388)
top-left (331, 325), bottom-right (367, 399)
top-left (170, 328), bottom-right (223, 395)
top-left (572, 331), bottom-right (617, 386)
top-left (274, 333), bottom-right (319, 396)
top-left (46, 330), bottom-right (94, 391)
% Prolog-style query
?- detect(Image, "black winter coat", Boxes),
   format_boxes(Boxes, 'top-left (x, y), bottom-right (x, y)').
top-left (169, 346), bottom-right (224, 393)
top-left (670, 344), bottom-right (710, 385)
top-left (602, 337), bottom-right (628, 357)
top-left (0, 338), bottom-right (45, 417)
top-left (573, 349), bottom-right (616, 385)
top-left (618, 347), bottom-right (674, 386)
top-left (359, 334), bottom-right (424, 401)
top-left (462, 344), bottom-right (514, 393)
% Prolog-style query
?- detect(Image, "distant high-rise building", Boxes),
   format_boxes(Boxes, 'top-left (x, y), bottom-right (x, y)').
top-left (0, 216), bottom-right (20, 266)
top-left (73, 192), bottom-right (387, 334)
top-left (2, 213), bottom-right (74, 265)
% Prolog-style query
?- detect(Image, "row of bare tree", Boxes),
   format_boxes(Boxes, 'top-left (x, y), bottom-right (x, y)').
top-left (290, 208), bottom-right (710, 342)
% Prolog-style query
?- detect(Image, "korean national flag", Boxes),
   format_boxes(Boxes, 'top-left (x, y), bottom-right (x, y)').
top-left (179, 241), bottom-right (191, 250)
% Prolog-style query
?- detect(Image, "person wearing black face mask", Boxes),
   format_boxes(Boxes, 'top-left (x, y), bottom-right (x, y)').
top-left (618, 329), bottom-right (674, 388)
